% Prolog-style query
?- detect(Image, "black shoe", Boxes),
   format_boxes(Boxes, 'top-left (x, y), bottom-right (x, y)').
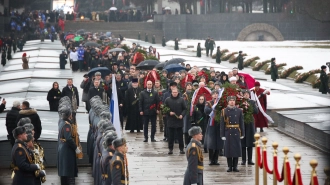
top-left (233, 167), bottom-right (239, 172)
top-left (137, 130), bottom-right (141, 133)
top-left (227, 167), bottom-right (232, 172)
top-left (241, 161), bottom-right (246, 165)
top-left (130, 130), bottom-right (134, 133)
top-left (209, 161), bottom-right (214, 165)
top-left (175, 140), bottom-right (179, 144)
top-left (163, 138), bottom-right (167, 141)
top-left (204, 149), bottom-right (208, 153)
top-left (214, 161), bottom-right (220, 165)
top-left (168, 150), bottom-right (173, 155)
top-left (143, 139), bottom-right (148, 142)
top-left (248, 161), bottom-right (255, 165)
top-left (260, 128), bottom-right (264, 132)
top-left (151, 139), bottom-right (157, 142)
top-left (219, 150), bottom-right (224, 156)
top-left (180, 150), bottom-right (185, 154)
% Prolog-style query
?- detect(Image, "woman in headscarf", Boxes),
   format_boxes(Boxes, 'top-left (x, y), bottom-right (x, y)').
top-left (22, 53), bottom-right (29, 69)
top-left (47, 82), bottom-right (62, 111)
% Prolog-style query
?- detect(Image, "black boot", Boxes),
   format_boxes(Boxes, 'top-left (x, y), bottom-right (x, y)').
top-left (208, 149), bottom-right (214, 165)
top-left (226, 158), bottom-right (233, 172)
top-left (213, 150), bottom-right (220, 165)
top-left (260, 128), bottom-right (264, 132)
top-left (204, 148), bottom-right (208, 153)
top-left (247, 147), bottom-right (255, 165)
top-left (233, 157), bottom-right (239, 172)
top-left (219, 149), bottom-right (224, 156)
top-left (241, 147), bottom-right (246, 165)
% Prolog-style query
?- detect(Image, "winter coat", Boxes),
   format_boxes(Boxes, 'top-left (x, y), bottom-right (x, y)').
top-left (22, 56), bottom-right (29, 69)
top-left (80, 80), bottom-right (90, 102)
top-left (216, 49), bottom-right (222, 64)
top-left (61, 85), bottom-right (80, 107)
top-left (47, 88), bottom-right (62, 111)
top-left (139, 89), bottom-right (159, 116)
top-left (204, 101), bottom-right (223, 150)
top-left (174, 40), bottom-right (179, 50)
top-left (197, 45), bottom-right (201, 57)
top-left (16, 108), bottom-right (42, 140)
top-left (238, 54), bottom-right (244, 70)
top-left (319, 70), bottom-right (329, 94)
top-left (164, 94), bottom-right (186, 128)
top-left (270, 61), bottom-right (278, 80)
top-left (6, 107), bottom-right (20, 138)
top-left (77, 47), bottom-right (84, 61)
top-left (241, 99), bottom-right (258, 148)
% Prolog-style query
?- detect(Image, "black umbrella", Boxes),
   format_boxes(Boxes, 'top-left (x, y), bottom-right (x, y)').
top-left (84, 42), bottom-right (101, 47)
top-left (109, 48), bottom-right (125, 52)
top-left (154, 62), bottom-right (166, 70)
top-left (87, 67), bottom-right (111, 78)
top-left (99, 35), bottom-right (107, 40)
top-left (165, 58), bottom-right (186, 67)
top-left (76, 29), bottom-right (85, 35)
top-left (136, 60), bottom-right (160, 70)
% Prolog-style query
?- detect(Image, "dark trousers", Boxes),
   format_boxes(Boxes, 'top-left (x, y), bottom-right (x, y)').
top-left (210, 48), bottom-right (214, 56)
top-left (119, 107), bottom-right (124, 129)
top-left (184, 133), bottom-right (191, 146)
top-left (78, 60), bottom-right (84, 71)
top-left (208, 149), bottom-right (219, 163)
top-left (242, 147), bottom-right (253, 162)
top-left (143, 115), bottom-right (157, 139)
top-left (8, 134), bottom-right (15, 147)
top-left (206, 48), bottom-right (209, 56)
top-left (60, 176), bottom-right (75, 185)
top-left (168, 127), bottom-right (184, 151)
top-left (227, 157), bottom-right (238, 167)
top-left (163, 116), bottom-right (168, 138)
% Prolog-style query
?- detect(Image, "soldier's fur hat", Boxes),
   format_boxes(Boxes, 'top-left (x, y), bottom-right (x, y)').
top-left (26, 129), bottom-right (33, 136)
top-left (58, 105), bottom-right (72, 119)
top-left (26, 134), bottom-right (34, 142)
top-left (12, 126), bottom-right (26, 139)
top-left (17, 117), bottom-right (32, 127)
top-left (23, 123), bottom-right (34, 131)
top-left (241, 89), bottom-right (250, 95)
top-left (227, 96), bottom-right (236, 102)
top-left (112, 138), bottom-right (127, 149)
top-left (188, 126), bottom-right (202, 137)
top-left (103, 130), bottom-right (118, 149)
top-left (100, 111), bottom-right (111, 120)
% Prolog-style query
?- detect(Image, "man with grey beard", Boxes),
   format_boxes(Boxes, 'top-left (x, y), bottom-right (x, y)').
top-left (125, 78), bottom-right (143, 132)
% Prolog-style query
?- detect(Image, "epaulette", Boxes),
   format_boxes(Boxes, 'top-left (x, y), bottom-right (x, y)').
top-left (192, 143), bottom-right (196, 147)
top-left (109, 152), bottom-right (113, 156)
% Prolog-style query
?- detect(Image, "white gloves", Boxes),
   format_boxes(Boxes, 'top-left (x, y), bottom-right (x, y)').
top-left (39, 157), bottom-right (43, 163)
top-left (41, 170), bottom-right (46, 176)
top-left (221, 137), bottom-right (226, 140)
top-left (36, 164), bottom-right (40, 169)
top-left (240, 136), bottom-right (244, 139)
top-left (34, 149), bottom-right (39, 154)
top-left (75, 148), bottom-right (81, 154)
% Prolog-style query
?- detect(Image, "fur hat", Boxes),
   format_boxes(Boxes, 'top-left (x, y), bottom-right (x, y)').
top-left (321, 65), bottom-right (327, 70)
top-left (26, 134), bottom-right (34, 142)
top-left (12, 126), bottom-right (26, 139)
top-left (17, 117), bottom-right (32, 127)
top-left (112, 138), bottom-right (127, 149)
top-left (214, 81), bottom-right (221, 86)
top-left (102, 130), bottom-right (118, 149)
top-left (241, 89), bottom-right (250, 94)
top-left (229, 76), bottom-right (237, 82)
top-left (232, 67), bottom-right (238, 71)
top-left (26, 129), bottom-right (33, 136)
top-left (227, 96), bottom-right (236, 102)
top-left (23, 123), bottom-right (34, 131)
top-left (188, 126), bottom-right (202, 136)
top-left (271, 57), bottom-right (276, 62)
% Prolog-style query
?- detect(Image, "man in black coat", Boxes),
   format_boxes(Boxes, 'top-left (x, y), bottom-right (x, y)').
top-left (204, 36), bottom-right (210, 57)
top-left (0, 98), bottom-right (6, 113)
top-left (15, 101), bottom-right (42, 141)
top-left (208, 38), bottom-right (215, 56)
top-left (87, 80), bottom-right (104, 112)
top-left (62, 78), bottom-right (79, 111)
top-left (164, 88), bottom-right (186, 154)
top-left (59, 50), bottom-right (67, 69)
top-left (139, 80), bottom-right (160, 142)
top-left (215, 46), bottom-right (222, 64)
top-left (6, 101), bottom-right (21, 146)
top-left (11, 126), bottom-right (42, 185)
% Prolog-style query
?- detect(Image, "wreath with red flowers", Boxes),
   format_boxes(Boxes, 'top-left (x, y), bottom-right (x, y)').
top-left (197, 70), bottom-right (211, 82)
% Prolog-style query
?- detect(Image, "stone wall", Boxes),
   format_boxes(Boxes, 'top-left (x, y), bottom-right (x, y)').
top-left (154, 13), bottom-right (330, 41)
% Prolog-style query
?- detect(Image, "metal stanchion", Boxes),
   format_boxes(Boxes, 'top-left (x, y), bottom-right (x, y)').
top-left (283, 147), bottom-right (289, 185)
top-left (310, 159), bottom-right (318, 185)
top-left (294, 153), bottom-right (301, 185)
top-left (262, 137), bottom-right (268, 185)
top-left (255, 133), bottom-right (261, 185)
top-left (272, 142), bottom-right (278, 185)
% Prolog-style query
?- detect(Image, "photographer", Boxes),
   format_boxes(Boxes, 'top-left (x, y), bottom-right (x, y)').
top-left (0, 98), bottom-right (6, 113)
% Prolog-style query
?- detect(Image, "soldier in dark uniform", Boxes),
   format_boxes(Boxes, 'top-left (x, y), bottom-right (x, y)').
top-left (237, 51), bottom-right (245, 70)
top-left (110, 138), bottom-right (129, 185)
top-left (183, 126), bottom-right (204, 185)
top-left (174, 38), bottom-right (179, 50)
top-left (57, 106), bottom-right (81, 185)
top-left (145, 33), bottom-right (149, 42)
top-left (220, 96), bottom-right (245, 172)
top-left (204, 37), bottom-right (210, 57)
top-left (152, 35), bottom-right (156, 44)
top-left (100, 130), bottom-right (117, 185)
top-left (196, 43), bottom-right (201, 57)
top-left (162, 36), bottom-right (166, 47)
top-left (11, 126), bottom-right (42, 185)
top-left (215, 46), bottom-right (222, 64)
top-left (241, 89), bottom-right (258, 165)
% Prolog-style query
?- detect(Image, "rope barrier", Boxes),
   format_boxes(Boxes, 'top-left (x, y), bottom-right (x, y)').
top-left (273, 156), bottom-right (284, 182)
top-left (262, 150), bottom-right (273, 174)
top-left (257, 146), bottom-right (263, 169)
top-left (286, 161), bottom-right (293, 185)
top-left (296, 168), bottom-right (303, 185)
top-left (312, 176), bottom-right (319, 185)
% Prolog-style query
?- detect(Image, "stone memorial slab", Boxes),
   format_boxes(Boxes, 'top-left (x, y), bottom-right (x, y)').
top-left (25, 92), bottom-right (49, 110)
top-left (31, 69), bottom-right (72, 79)
top-left (268, 93), bottom-right (330, 109)
top-left (0, 71), bottom-right (33, 81)
top-left (29, 78), bottom-right (68, 92)
top-left (0, 79), bottom-right (31, 94)
top-left (1, 63), bottom-right (36, 72)
top-left (34, 63), bottom-right (70, 70)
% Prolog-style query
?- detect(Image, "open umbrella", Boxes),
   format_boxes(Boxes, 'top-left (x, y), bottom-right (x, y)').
top-left (165, 58), bottom-right (186, 66)
top-left (136, 60), bottom-right (160, 70)
top-left (99, 35), bottom-right (107, 40)
top-left (109, 48), bottom-right (125, 52)
top-left (84, 42), bottom-right (101, 47)
top-left (76, 29), bottom-right (85, 35)
top-left (164, 64), bottom-right (185, 73)
top-left (74, 36), bottom-right (84, 41)
top-left (155, 62), bottom-right (166, 70)
top-left (87, 67), bottom-right (111, 78)
top-left (110, 7), bottom-right (117, 11)
top-left (65, 34), bottom-right (75, 40)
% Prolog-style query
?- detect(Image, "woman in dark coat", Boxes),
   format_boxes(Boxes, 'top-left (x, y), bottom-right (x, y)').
top-left (237, 76), bottom-right (248, 89)
top-left (12, 39), bottom-right (17, 53)
top-left (47, 82), bottom-right (62, 111)
top-left (319, 65), bottom-right (329, 94)
top-left (59, 51), bottom-right (67, 69)
top-left (196, 43), bottom-right (201, 57)
top-left (204, 90), bottom-right (224, 165)
top-left (1, 49), bottom-right (6, 66)
top-left (193, 95), bottom-right (207, 151)
top-left (220, 73), bottom-right (229, 85)
top-left (270, 57), bottom-right (278, 82)
top-left (237, 51), bottom-right (244, 70)
top-left (241, 90), bottom-right (258, 165)
top-left (174, 38), bottom-right (179, 50)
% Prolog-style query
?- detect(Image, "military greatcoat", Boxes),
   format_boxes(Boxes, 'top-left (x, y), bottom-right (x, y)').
top-left (220, 106), bottom-right (245, 158)
top-left (100, 148), bottom-right (115, 185)
top-left (183, 139), bottom-right (204, 185)
top-left (110, 151), bottom-right (129, 185)
top-left (204, 101), bottom-right (223, 150)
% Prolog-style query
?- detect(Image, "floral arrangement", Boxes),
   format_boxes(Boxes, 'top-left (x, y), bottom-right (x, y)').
top-left (243, 56), bottom-right (260, 67)
top-left (252, 60), bottom-right (271, 71)
top-left (121, 45), bottom-right (130, 52)
top-left (312, 79), bottom-right (321, 88)
top-left (197, 70), bottom-right (211, 82)
top-left (280, 66), bottom-right (303, 79)
top-left (131, 52), bottom-right (145, 65)
top-left (145, 55), bottom-right (159, 61)
top-left (214, 83), bottom-right (240, 122)
top-left (160, 104), bottom-right (170, 114)
top-left (229, 53), bottom-right (247, 63)
top-left (183, 90), bottom-right (195, 112)
top-left (265, 63), bottom-right (287, 74)
top-left (294, 69), bottom-right (321, 83)
top-left (156, 70), bottom-right (168, 89)
top-left (221, 52), bottom-right (238, 61)
top-left (240, 99), bottom-right (254, 124)
top-left (180, 73), bottom-right (194, 89)
top-left (211, 49), bottom-right (229, 59)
